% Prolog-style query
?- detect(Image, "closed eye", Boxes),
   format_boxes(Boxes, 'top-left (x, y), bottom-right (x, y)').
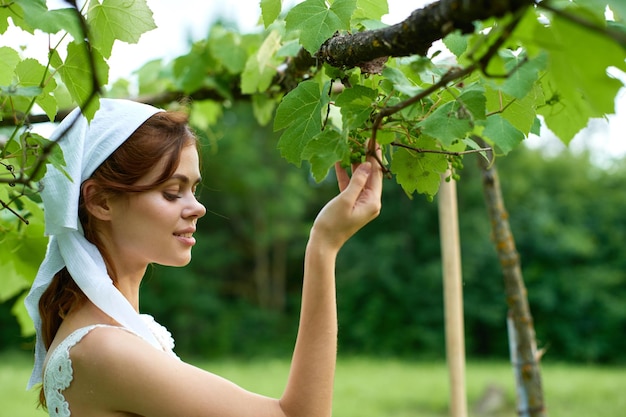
top-left (163, 192), bottom-right (181, 201)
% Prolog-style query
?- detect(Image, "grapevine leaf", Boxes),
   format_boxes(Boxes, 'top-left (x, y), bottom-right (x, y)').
top-left (480, 114), bottom-right (525, 155)
top-left (261, 0), bottom-right (281, 28)
top-left (494, 50), bottom-right (548, 100)
top-left (190, 100), bottom-right (223, 131)
top-left (285, 0), bottom-right (357, 53)
top-left (26, 133), bottom-right (68, 182)
top-left (538, 4), bottom-right (626, 144)
top-left (443, 31), bottom-right (468, 58)
top-left (0, 47), bottom-right (20, 85)
top-left (58, 41), bottom-right (109, 120)
top-left (335, 85), bottom-right (378, 130)
top-left (485, 82), bottom-right (543, 135)
top-left (418, 100), bottom-right (473, 147)
top-left (0, 7), bottom-right (10, 33)
top-left (382, 66), bottom-right (422, 96)
top-left (274, 80), bottom-right (325, 165)
top-left (391, 142), bottom-right (448, 198)
top-left (15, 58), bottom-right (58, 121)
top-left (302, 129), bottom-right (350, 182)
top-left (16, 0), bottom-right (82, 40)
top-left (354, 0), bottom-right (388, 21)
top-left (0, 198), bottom-right (46, 302)
top-left (87, 0), bottom-right (157, 59)
top-left (0, 256), bottom-right (29, 302)
top-left (13, 292), bottom-right (35, 336)
top-left (252, 94), bottom-right (276, 127)
top-left (537, 71), bottom-right (592, 143)
top-left (457, 86), bottom-right (487, 120)
top-left (0, 3), bottom-right (33, 34)
top-left (241, 30), bottom-right (281, 94)
top-left (172, 43), bottom-right (217, 95)
top-left (209, 29), bottom-right (248, 74)
top-left (136, 59), bottom-right (170, 96)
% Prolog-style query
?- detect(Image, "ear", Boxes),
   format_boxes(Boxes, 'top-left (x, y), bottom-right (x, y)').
top-left (81, 180), bottom-right (112, 221)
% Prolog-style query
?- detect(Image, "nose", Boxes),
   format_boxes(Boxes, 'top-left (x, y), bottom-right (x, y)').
top-left (184, 196), bottom-right (207, 220)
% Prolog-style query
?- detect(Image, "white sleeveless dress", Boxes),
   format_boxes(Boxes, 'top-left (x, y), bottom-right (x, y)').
top-left (43, 314), bottom-right (179, 417)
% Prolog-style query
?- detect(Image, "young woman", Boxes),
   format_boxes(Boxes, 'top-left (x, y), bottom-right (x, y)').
top-left (26, 98), bottom-right (383, 417)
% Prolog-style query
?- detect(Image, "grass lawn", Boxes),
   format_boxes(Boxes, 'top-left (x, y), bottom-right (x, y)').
top-left (2, 351), bottom-right (624, 417)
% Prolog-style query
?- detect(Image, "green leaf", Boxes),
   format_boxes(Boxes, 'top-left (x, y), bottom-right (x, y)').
top-left (209, 29), bottom-right (248, 74)
top-left (87, 0), bottom-right (157, 59)
top-left (13, 292), bottom-right (35, 336)
top-left (537, 71), bottom-right (592, 144)
top-left (0, 250), bottom-right (30, 302)
top-left (26, 133), bottom-right (67, 181)
top-left (335, 85), bottom-right (378, 130)
top-left (15, 58), bottom-right (58, 121)
top-left (391, 141), bottom-right (448, 198)
top-left (274, 80), bottom-right (325, 165)
top-left (285, 0), bottom-right (357, 53)
top-left (457, 86), bottom-right (487, 120)
top-left (302, 129), bottom-right (350, 182)
top-left (252, 94), bottom-right (276, 127)
top-left (443, 31), bottom-right (468, 58)
top-left (480, 114), bottom-right (525, 155)
top-left (418, 99), bottom-right (474, 147)
top-left (484, 81), bottom-right (543, 136)
top-left (494, 50), bottom-right (548, 100)
top-left (261, 0), bottom-right (281, 28)
top-left (190, 100), bottom-right (223, 131)
top-left (16, 0), bottom-right (82, 40)
top-left (136, 59), bottom-right (170, 96)
top-left (58, 40), bottom-right (108, 119)
top-left (0, 3), bottom-right (33, 34)
top-left (537, 4), bottom-right (626, 144)
top-left (241, 30), bottom-right (282, 94)
top-left (353, 0), bottom-right (388, 21)
top-left (0, 47), bottom-right (20, 85)
top-left (382, 66), bottom-right (422, 96)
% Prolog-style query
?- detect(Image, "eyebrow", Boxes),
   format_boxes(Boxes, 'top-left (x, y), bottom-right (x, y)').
top-left (169, 174), bottom-right (202, 185)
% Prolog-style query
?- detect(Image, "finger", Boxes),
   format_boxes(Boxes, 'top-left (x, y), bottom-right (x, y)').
top-left (364, 146), bottom-right (384, 195)
top-left (334, 162), bottom-right (351, 192)
top-left (341, 162), bottom-right (372, 203)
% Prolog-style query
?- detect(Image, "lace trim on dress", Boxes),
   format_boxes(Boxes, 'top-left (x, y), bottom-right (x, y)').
top-left (44, 325), bottom-right (112, 417)
top-left (43, 317), bottom-right (178, 417)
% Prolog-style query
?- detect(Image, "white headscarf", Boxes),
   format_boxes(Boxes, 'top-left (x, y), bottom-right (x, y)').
top-left (25, 98), bottom-right (165, 389)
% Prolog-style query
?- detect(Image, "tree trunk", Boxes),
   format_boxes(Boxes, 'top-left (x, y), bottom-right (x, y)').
top-left (476, 148), bottom-right (547, 417)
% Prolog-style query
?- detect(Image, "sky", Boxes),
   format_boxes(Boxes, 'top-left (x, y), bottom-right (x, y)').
top-left (9, 1), bottom-right (626, 161)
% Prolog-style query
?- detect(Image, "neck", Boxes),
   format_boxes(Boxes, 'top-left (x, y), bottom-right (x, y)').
top-left (114, 271), bottom-right (145, 312)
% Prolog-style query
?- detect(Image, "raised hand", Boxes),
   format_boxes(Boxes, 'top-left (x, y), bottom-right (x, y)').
top-left (310, 151), bottom-right (383, 251)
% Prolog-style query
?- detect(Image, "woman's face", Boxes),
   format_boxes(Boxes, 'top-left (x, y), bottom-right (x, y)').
top-left (104, 144), bottom-right (206, 275)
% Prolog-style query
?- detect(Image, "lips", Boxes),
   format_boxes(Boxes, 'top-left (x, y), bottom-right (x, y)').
top-left (174, 227), bottom-right (196, 237)
top-left (174, 228), bottom-right (196, 246)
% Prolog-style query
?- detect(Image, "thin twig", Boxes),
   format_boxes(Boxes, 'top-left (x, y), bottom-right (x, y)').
top-left (391, 141), bottom-right (492, 157)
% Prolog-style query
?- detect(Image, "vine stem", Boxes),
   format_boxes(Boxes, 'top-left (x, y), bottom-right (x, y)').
top-left (0, 198), bottom-right (29, 224)
top-left (391, 142), bottom-right (492, 157)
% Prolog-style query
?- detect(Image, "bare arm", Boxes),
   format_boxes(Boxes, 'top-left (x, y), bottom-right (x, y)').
top-left (280, 155), bottom-right (383, 417)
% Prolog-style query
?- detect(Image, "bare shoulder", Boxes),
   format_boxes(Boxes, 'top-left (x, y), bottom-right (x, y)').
top-left (67, 326), bottom-right (281, 417)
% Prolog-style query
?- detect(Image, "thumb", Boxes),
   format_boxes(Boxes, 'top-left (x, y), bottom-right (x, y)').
top-left (341, 162), bottom-right (371, 201)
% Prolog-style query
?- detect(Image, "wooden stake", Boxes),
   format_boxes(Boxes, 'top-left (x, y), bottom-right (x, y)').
top-left (438, 172), bottom-right (468, 417)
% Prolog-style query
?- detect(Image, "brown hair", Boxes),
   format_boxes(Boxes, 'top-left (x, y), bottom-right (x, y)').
top-left (37, 110), bottom-right (197, 407)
